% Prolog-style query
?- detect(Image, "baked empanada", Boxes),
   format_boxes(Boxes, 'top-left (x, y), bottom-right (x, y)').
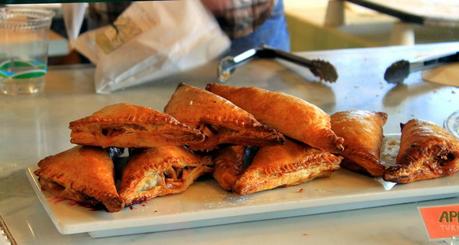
top-left (206, 83), bottom-right (344, 153)
top-left (164, 83), bottom-right (284, 151)
top-left (213, 146), bottom-right (248, 191)
top-left (384, 119), bottom-right (459, 183)
top-left (69, 103), bottom-right (204, 148)
top-left (120, 146), bottom-right (212, 206)
top-left (331, 110), bottom-right (387, 177)
top-left (233, 140), bottom-right (342, 195)
top-left (34, 146), bottom-right (123, 212)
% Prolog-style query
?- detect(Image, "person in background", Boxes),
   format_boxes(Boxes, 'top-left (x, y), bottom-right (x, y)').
top-left (87, 2), bottom-right (132, 30)
top-left (201, 0), bottom-right (290, 55)
top-left (65, 0), bottom-right (289, 63)
top-left (87, 1), bottom-right (289, 55)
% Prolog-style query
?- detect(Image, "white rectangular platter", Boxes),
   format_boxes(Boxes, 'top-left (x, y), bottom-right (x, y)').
top-left (27, 135), bottom-right (459, 238)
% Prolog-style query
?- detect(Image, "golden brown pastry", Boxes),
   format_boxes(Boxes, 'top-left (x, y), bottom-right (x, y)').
top-left (34, 146), bottom-right (123, 212)
top-left (206, 83), bottom-right (343, 153)
top-left (69, 103), bottom-right (204, 148)
top-left (213, 145), bottom-right (247, 191)
top-left (233, 140), bottom-right (342, 195)
top-left (164, 83), bottom-right (284, 151)
top-left (384, 119), bottom-right (459, 183)
top-left (331, 110), bottom-right (387, 177)
top-left (119, 146), bottom-right (212, 206)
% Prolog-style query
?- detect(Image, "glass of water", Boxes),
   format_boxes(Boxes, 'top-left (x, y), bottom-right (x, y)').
top-left (0, 7), bottom-right (54, 95)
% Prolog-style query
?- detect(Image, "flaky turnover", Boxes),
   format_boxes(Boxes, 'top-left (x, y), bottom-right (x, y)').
top-left (384, 119), bottom-right (459, 183)
top-left (164, 83), bottom-right (284, 151)
top-left (34, 146), bottom-right (123, 212)
top-left (213, 145), bottom-right (249, 191)
top-left (119, 146), bottom-right (212, 206)
top-left (69, 103), bottom-right (204, 148)
top-left (233, 140), bottom-right (342, 195)
top-left (331, 110), bottom-right (387, 177)
top-left (206, 83), bottom-right (343, 153)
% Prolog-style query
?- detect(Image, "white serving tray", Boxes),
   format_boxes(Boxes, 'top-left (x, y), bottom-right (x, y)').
top-left (27, 135), bottom-right (459, 238)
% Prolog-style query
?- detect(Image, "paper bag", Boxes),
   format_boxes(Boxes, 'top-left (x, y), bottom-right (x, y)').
top-left (74, 0), bottom-right (230, 94)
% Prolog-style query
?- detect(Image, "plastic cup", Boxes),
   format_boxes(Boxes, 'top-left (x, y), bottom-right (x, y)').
top-left (444, 110), bottom-right (459, 139)
top-left (0, 7), bottom-right (54, 95)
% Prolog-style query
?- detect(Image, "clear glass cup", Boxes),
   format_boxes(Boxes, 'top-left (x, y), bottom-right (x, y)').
top-left (0, 7), bottom-right (54, 95)
top-left (445, 110), bottom-right (459, 139)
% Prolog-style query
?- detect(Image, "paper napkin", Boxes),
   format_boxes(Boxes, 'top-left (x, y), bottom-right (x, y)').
top-left (423, 63), bottom-right (459, 86)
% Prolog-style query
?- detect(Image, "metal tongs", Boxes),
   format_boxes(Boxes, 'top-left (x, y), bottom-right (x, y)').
top-left (218, 45), bottom-right (338, 83)
top-left (384, 51), bottom-right (459, 84)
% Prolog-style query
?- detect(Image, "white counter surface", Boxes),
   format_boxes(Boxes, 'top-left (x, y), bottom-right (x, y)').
top-left (1, 43), bottom-right (458, 244)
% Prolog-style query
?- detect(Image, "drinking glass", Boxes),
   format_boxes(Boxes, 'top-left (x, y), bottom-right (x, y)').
top-left (445, 110), bottom-right (459, 139)
top-left (0, 7), bottom-right (54, 95)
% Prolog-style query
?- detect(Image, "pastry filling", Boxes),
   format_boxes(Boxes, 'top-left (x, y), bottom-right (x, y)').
top-left (140, 173), bottom-right (160, 191)
top-left (386, 149), bottom-right (457, 182)
top-left (436, 152), bottom-right (456, 166)
top-left (100, 124), bottom-right (147, 137)
top-left (137, 165), bottom-right (197, 193)
top-left (39, 178), bottom-right (99, 207)
top-left (200, 124), bottom-right (219, 137)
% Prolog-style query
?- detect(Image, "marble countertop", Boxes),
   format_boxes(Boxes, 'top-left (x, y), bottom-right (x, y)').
top-left (1, 43), bottom-right (458, 244)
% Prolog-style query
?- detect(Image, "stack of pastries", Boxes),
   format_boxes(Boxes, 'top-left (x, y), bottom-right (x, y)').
top-left (34, 83), bottom-right (459, 212)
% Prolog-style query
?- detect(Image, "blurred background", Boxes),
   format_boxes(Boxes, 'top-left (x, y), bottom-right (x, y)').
top-left (4, 1), bottom-right (459, 65)
top-left (284, 0), bottom-right (459, 51)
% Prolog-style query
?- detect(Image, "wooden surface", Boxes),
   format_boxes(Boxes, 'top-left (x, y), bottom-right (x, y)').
top-left (0, 43), bottom-right (458, 244)
top-left (347, 0), bottom-right (459, 26)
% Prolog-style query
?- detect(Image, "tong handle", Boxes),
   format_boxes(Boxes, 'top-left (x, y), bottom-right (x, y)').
top-left (411, 51), bottom-right (459, 73)
top-left (218, 45), bottom-right (328, 83)
top-left (224, 46), bottom-right (315, 73)
top-left (220, 49), bottom-right (258, 73)
top-left (422, 52), bottom-right (459, 66)
top-left (257, 46), bottom-right (314, 67)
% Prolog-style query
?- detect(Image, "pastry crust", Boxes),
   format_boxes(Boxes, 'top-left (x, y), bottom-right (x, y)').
top-left (331, 110), bottom-right (387, 177)
top-left (119, 146), bottom-right (212, 206)
top-left (233, 140), bottom-right (342, 195)
top-left (213, 146), bottom-right (247, 191)
top-left (69, 103), bottom-right (204, 148)
top-left (384, 119), bottom-right (459, 183)
top-left (34, 146), bottom-right (123, 212)
top-left (164, 83), bottom-right (284, 151)
top-left (206, 83), bottom-right (343, 153)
